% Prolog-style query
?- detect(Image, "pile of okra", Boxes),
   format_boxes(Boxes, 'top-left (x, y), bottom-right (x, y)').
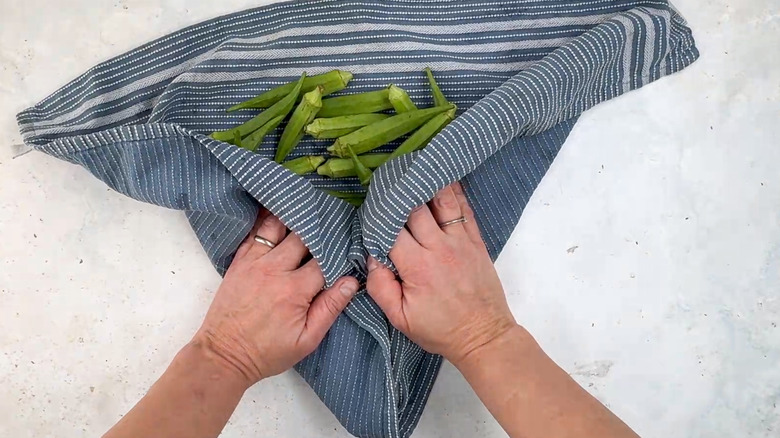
top-left (210, 68), bottom-right (456, 207)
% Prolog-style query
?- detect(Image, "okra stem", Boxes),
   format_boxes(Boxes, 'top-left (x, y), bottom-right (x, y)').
top-left (305, 114), bottom-right (391, 139)
top-left (317, 154), bottom-right (390, 178)
top-left (346, 145), bottom-right (374, 186)
top-left (228, 70), bottom-right (352, 112)
top-left (212, 73), bottom-right (306, 142)
top-left (387, 107), bottom-right (456, 160)
top-left (388, 85), bottom-right (417, 113)
top-left (275, 86), bottom-right (323, 163)
top-left (424, 68), bottom-right (449, 107)
top-left (324, 190), bottom-right (367, 207)
top-left (241, 115), bottom-right (285, 152)
top-left (231, 131), bottom-right (242, 147)
top-left (317, 89), bottom-right (393, 118)
top-left (281, 155), bottom-right (325, 175)
top-left (327, 104), bottom-right (455, 157)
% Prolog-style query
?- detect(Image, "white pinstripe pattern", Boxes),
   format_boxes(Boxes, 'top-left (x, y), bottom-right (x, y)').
top-left (17, 1), bottom-right (697, 437)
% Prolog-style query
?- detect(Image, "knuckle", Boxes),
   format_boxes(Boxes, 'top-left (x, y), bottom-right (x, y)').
top-left (434, 193), bottom-right (458, 210)
top-left (454, 191), bottom-right (474, 211)
top-left (257, 257), bottom-right (285, 273)
top-left (322, 294), bottom-right (343, 317)
top-left (461, 201), bottom-right (475, 217)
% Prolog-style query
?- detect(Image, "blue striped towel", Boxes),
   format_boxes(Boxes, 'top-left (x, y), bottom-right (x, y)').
top-left (17, 1), bottom-right (697, 436)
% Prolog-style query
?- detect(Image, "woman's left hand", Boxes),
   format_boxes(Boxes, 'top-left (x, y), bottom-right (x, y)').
top-left (193, 209), bottom-right (359, 386)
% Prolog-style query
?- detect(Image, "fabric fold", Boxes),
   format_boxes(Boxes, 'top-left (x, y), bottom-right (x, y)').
top-left (362, 5), bottom-right (698, 264)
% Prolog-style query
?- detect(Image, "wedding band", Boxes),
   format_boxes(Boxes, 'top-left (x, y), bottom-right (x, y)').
top-left (438, 217), bottom-right (468, 228)
top-left (253, 235), bottom-right (277, 249)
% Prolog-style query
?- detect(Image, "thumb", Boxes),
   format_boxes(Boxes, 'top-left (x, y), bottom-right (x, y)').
top-left (302, 276), bottom-right (359, 348)
top-left (366, 257), bottom-right (407, 331)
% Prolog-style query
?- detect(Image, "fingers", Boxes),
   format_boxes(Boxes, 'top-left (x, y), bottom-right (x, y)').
top-left (405, 204), bottom-right (443, 248)
top-left (428, 186), bottom-right (467, 237)
top-left (267, 231), bottom-right (310, 270)
top-left (451, 182), bottom-right (488, 251)
top-left (295, 258), bottom-right (326, 294)
top-left (300, 276), bottom-right (360, 349)
top-left (366, 257), bottom-right (408, 331)
top-left (235, 209), bottom-right (269, 260)
top-left (389, 228), bottom-right (423, 274)
top-left (244, 210), bottom-right (288, 261)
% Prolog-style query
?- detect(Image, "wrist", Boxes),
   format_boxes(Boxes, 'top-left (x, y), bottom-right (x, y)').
top-left (449, 323), bottom-right (534, 371)
top-left (183, 335), bottom-right (257, 392)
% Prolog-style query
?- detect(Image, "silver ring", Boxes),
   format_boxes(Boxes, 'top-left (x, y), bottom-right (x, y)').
top-left (253, 235), bottom-right (277, 249)
top-left (438, 216), bottom-right (468, 228)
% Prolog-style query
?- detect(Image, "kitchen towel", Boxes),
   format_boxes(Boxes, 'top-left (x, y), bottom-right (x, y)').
top-left (17, 1), bottom-right (698, 437)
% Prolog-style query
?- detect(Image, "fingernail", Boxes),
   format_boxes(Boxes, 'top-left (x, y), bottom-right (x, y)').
top-left (340, 280), bottom-right (358, 297)
top-left (367, 257), bottom-right (379, 272)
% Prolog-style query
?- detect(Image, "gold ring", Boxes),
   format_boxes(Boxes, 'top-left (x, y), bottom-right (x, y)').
top-left (438, 217), bottom-right (467, 228)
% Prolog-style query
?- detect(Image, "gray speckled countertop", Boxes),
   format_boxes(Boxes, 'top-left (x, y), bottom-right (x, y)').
top-left (1, 1), bottom-right (778, 437)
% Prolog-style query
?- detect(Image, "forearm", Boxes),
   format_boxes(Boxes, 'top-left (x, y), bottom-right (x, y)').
top-left (104, 339), bottom-right (250, 438)
top-left (453, 325), bottom-right (638, 438)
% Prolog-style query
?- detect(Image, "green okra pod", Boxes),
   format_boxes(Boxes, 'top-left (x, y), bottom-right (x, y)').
top-left (317, 89), bottom-right (393, 118)
top-left (388, 85), bottom-right (417, 113)
top-left (323, 190), bottom-right (367, 207)
top-left (241, 115), bottom-right (285, 152)
top-left (424, 68), bottom-right (449, 107)
top-left (305, 114), bottom-right (391, 139)
top-left (346, 145), bottom-right (374, 186)
top-left (387, 107), bottom-right (457, 160)
top-left (231, 131), bottom-right (242, 147)
top-left (228, 70), bottom-right (352, 112)
top-left (327, 104), bottom-right (455, 157)
top-left (281, 155), bottom-right (326, 175)
top-left (275, 86), bottom-right (324, 163)
top-left (212, 73), bottom-right (306, 142)
top-left (317, 153), bottom-right (391, 178)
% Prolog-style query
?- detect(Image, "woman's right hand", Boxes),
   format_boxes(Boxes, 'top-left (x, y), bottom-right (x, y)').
top-left (370, 182), bottom-right (641, 438)
top-left (366, 182), bottom-right (518, 364)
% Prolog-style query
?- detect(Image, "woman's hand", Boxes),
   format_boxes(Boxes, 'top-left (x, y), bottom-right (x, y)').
top-left (366, 182), bottom-right (518, 364)
top-left (367, 183), bottom-right (639, 438)
top-left (193, 210), bottom-right (359, 386)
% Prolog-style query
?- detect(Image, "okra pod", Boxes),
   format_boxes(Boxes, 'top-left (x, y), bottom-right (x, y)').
top-left (317, 153), bottom-right (391, 178)
top-left (231, 131), bottom-right (242, 147)
top-left (305, 114), bottom-right (391, 139)
top-left (346, 145), bottom-right (374, 186)
top-left (281, 155), bottom-right (325, 175)
top-left (324, 190), bottom-right (367, 207)
top-left (317, 89), bottom-right (393, 118)
top-left (212, 73), bottom-right (306, 142)
top-left (241, 115), bottom-right (285, 152)
top-left (327, 104), bottom-right (455, 157)
top-left (275, 86), bottom-right (323, 163)
top-left (424, 68), bottom-right (449, 107)
top-left (228, 70), bottom-right (352, 112)
top-left (388, 85), bottom-right (417, 113)
top-left (387, 107), bottom-right (456, 160)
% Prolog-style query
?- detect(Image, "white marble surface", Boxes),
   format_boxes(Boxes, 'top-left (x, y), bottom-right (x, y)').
top-left (1, 1), bottom-right (778, 437)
